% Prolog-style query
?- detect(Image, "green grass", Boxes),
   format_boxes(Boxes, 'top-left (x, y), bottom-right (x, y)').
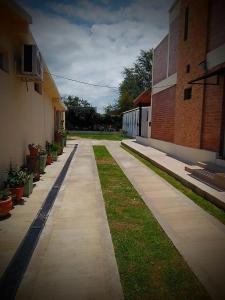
top-left (93, 145), bottom-right (210, 300)
top-left (68, 131), bottom-right (126, 141)
top-left (122, 144), bottom-right (225, 225)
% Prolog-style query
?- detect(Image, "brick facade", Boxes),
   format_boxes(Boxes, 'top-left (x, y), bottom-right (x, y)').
top-left (208, 0), bottom-right (225, 51)
top-left (151, 86), bottom-right (176, 143)
top-left (151, 0), bottom-right (225, 156)
top-left (202, 64), bottom-right (225, 152)
top-left (153, 35), bottom-right (168, 85)
top-left (168, 17), bottom-right (179, 76)
top-left (174, 0), bottom-right (209, 148)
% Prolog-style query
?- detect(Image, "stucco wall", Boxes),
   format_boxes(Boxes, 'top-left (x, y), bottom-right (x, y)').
top-left (0, 69), bottom-right (55, 183)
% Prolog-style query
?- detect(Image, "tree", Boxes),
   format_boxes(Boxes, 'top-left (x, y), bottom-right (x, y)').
top-left (64, 96), bottom-right (99, 130)
top-left (108, 48), bottom-right (153, 115)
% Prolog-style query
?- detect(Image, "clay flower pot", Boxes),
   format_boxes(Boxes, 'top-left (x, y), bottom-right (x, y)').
top-left (0, 196), bottom-right (13, 217)
top-left (27, 155), bottom-right (40, 181)
top-left (29, 147), bottom-right (39, 156)
top-left (46, 154), bottom-right (52, 165)
top-left (10, 186), bottom-right (24, 202)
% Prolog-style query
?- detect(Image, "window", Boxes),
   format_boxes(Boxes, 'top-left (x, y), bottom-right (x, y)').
top-left (184, 6), bottom-right (189, 41)
top-left (0, 51), bottom-right (9, 73)
top-left (34, 82), bottom-right (42, 94)
top-left (186, 64), bottom-right (190, 73)
top-left (184, 87), bottom-right (192, 100)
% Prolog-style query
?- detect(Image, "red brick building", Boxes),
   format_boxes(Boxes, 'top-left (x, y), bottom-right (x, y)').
top-left (145, 0), bottom-right (225, 164)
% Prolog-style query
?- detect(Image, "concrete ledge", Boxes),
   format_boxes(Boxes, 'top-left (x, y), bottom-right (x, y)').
top-left (121, 141), bottom-right (225, 210)
top-left (136, 136), bottom-right (217, 164)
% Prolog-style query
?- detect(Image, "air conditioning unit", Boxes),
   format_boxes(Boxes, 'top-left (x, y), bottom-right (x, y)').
top-left (17, 44), bottom-right (43, 81)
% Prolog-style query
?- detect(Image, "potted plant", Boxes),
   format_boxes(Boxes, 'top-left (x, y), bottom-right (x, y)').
top-left (39, 147), bottom-right (47, 174)
top-left (0, 189), bottom-right (13, 217)
top-left (28, 143), bottom-right (40, 156)
top-left (22, 168), bottom-right (33, 197)
top-left (7, 166), bottom-right (27, 202)
top-left (50, 143), bottom-right (58, 161)
top-left (46, 142), bottom-right (52, 165)
top-left (57, 144), bottom-right (63, 155)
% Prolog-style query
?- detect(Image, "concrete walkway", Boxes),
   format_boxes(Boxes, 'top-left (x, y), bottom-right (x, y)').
top-left (16, 141), bottom-right (123, 300)
top-left (104, 141), bottom-right (225, 300)
top-left (0, 144), bottom-right (74, 276)
top-left (122, 139), bottom-right (225, 208)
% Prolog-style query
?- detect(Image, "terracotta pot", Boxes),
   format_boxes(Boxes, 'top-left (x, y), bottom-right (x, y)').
top-left (10, 186), bottom-right (24, 202)
top-left (27, 155), bottom-right (40, 181)
top-left (46, 154), bottom-right (52, 165)
top-left (54, 132), bottom-right (62, 144)
top-left (29, 147), bottom-right (39, 156)
top-left (0, 197), bottom-right (13, 216)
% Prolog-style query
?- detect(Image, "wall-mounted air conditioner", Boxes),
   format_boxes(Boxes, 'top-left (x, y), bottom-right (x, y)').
top-left (16, 44), bottom-right (43, 81)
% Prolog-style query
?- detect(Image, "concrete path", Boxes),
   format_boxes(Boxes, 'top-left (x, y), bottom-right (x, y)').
top-left (16, 141), bottom-right (123, 300)
top-left (104, 141), bottom-right (225, 300)
top-left (122, 139), bottom-right (225, 208)
top-left (0, 144), bottom-right (74, 276)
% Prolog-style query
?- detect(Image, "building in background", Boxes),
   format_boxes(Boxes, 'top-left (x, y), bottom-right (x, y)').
top-left (0, 0), bottom-right (66, 185)
top-left (139, 0), bottom-right (225, 165)
top-left (122, 89), bottom-right (151, 138)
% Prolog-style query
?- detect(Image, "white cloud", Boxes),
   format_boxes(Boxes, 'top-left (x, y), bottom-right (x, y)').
top-left (24, 0), bottom-right (173, 112)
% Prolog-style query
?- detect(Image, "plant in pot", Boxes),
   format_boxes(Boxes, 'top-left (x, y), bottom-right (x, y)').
top-left (39, 147), bottom-right (47, 174)
top-left (7, 166), bottom-right (27, 203)
top-left (50, 143), bottom-right (58, 161)
top-left (0, 189), bottom-right (13, 217)
top-left (22, 167), bottom-right (33, 197)
top-left (46, 142), bottom-right (52, 165)
top-left (57, 144), bottom-right (63, 156)
top-left (28, 143), bottom-right (40, 156)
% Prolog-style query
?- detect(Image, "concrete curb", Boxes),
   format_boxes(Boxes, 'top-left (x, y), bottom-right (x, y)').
top-left (121, 141), bottom-right (225, 210)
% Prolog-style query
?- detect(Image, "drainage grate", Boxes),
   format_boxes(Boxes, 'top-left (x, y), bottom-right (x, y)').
top-left (0, 144), bottom-right (78, 300)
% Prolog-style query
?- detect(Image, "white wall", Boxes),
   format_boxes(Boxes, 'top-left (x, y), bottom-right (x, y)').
top-left (122, 109), bottom-right (139, 137)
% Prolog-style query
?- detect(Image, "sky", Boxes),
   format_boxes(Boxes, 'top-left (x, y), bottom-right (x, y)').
top-left (20, 0), bottom-right (174, 112)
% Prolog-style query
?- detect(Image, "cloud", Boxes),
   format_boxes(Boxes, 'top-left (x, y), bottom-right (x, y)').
top-left (23, 0), bottom-right (173, 112)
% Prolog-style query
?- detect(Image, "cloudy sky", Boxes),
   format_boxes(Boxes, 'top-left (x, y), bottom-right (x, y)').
top-left (20, 0), bottom-right (173, 112)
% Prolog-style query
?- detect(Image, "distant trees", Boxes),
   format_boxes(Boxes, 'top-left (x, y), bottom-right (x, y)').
top-left (105, 48), bottom-right (153, 114)
top-left (64, 96), bottom-right (121, 131)
top-left (64, 48), bottom-right (152, 131)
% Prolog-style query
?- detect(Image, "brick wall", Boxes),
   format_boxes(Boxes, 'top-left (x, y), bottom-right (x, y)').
top-left (208, 0), bottom-right (225, 52)
top-left (153, 35), bottom-right (168, 85)
top-left (174, 0), bottom-right (209, 148)
top-left (168, 17), bottom-right (180, 76)
top-left (151, 86), bottom-right (176, 143)
top-left (202, 65), bottom-right (225, 152)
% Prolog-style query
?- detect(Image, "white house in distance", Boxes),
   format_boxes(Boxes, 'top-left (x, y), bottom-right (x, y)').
top-left (122, 89), bottom-right (151, 138)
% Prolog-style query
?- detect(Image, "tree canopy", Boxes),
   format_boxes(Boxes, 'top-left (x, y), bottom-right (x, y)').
top-left (105, 48), bottom-right (153, 114)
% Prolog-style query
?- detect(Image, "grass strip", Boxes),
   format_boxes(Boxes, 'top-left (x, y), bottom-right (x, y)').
top-left (121, 144), bottom-right (225, 225)
top-left (68, 131), bottom-right (126, 141)
top-left (93, 145), bottom-right (210, 300)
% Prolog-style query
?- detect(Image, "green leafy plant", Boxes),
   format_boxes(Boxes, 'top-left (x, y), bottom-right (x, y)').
top-left (7, 166), bottom-right (27, 188)
top-left (20, 166), bottom-right (32, 180)
top-left (50, 143), bottom-right (59, 152)
top-left (0, 189), bottom-right (10, 201)
top-left (39, 146), bottom-right (47, 155)
top-left (28, 143), bottom-right (41, 150)
top-left (46, 141), bottom-right (51, 154)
